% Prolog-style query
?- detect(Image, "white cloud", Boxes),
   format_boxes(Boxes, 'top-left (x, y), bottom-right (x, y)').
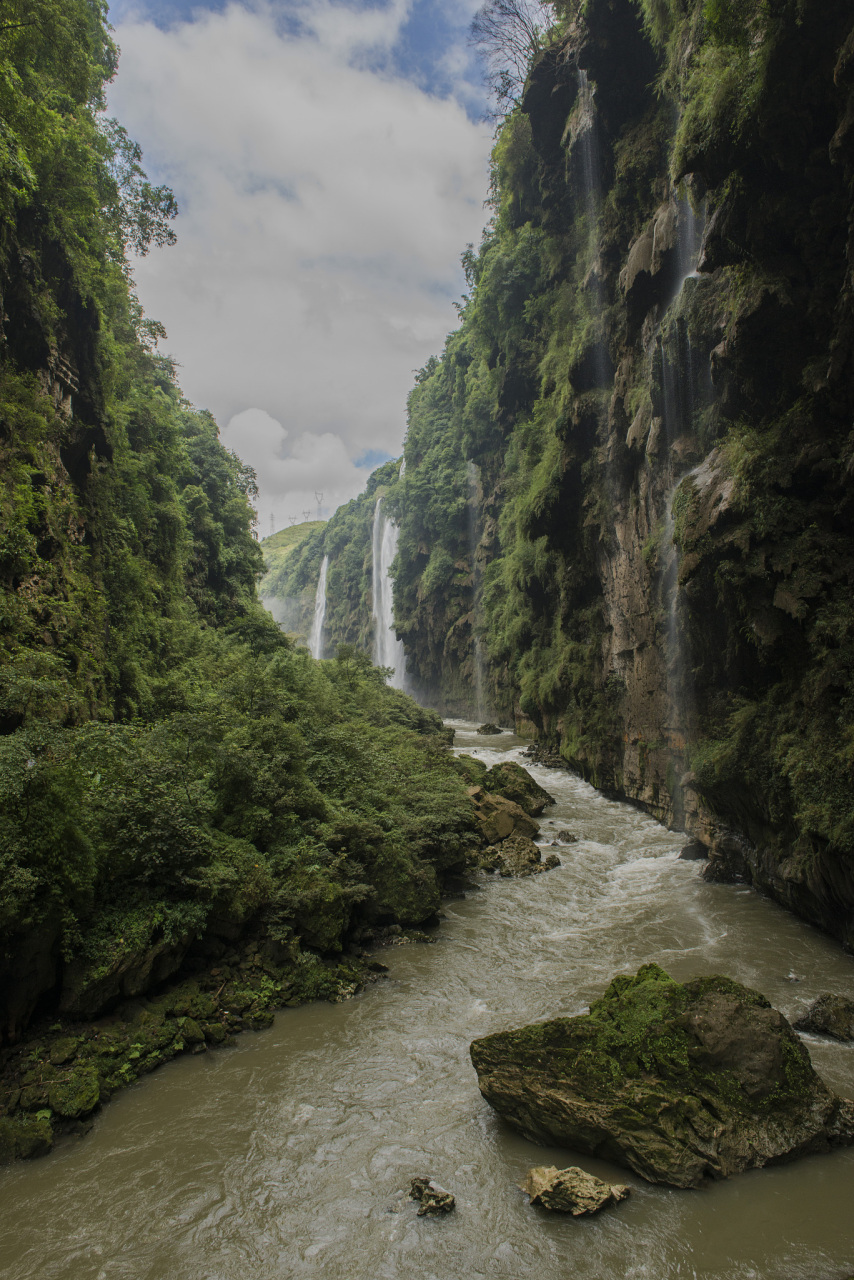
top-left (220, 407), bottom-right (367, 525)
top-left (108, 0), bottom-right (493, 526)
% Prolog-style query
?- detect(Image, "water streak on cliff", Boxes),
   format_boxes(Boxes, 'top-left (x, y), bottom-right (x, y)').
top-left (308, 555), bottom-right (328, 661)
top-left (371, 498), bottom-right (407, 690)
top-left (466, 460), bottom-right (486, 721)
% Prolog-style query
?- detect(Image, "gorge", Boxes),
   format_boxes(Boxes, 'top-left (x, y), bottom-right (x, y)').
top-left (2, 0), bottom-right (854, 1275)
top-left (266, 0), bottom-right (854, 957)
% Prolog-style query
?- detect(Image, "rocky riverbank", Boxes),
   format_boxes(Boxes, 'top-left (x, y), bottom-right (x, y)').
top-left (0, 755), bottom-right (554, 1164)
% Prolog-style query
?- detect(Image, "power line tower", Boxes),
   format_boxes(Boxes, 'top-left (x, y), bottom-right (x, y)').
top-left (314, 491), bottom-right (324, 520)
top-left (269, 512), bottom-right (275, 538)
top-left (288, 515), bottom-right (297, 526)
top-left (302, 509), bottom-right (312, 522)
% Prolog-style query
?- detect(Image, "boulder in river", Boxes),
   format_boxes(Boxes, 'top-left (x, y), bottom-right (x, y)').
top-left (469, 963), bottom-right (854, 1188)
top-left (522, 1165), bottom-right (630, 1215)
top-left (477, 723), bottom-right (502, 735)
top-left (479, 836), bottom-right (560, 877)
top-left (482, 761), bottom-right (556, 816)
top-left (467, 787), bottom-right (539, 844)
top-left (794, 993), bottom-right (854, 1041)
top-left (409, 1177), bottom-right (455, 1216)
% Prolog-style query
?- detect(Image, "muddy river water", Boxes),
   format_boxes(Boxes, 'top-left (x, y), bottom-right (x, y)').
top-left (1, 721), bottom-right (853, 1279)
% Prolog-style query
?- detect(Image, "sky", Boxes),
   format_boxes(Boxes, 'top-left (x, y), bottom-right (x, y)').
top-left (106, 0), bottom-right (494, 531)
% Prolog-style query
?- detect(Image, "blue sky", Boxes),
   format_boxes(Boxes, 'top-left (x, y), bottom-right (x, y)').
top-left (107, 0), bottom-right (492, 526)
top-left (108, 0), bottom-right (488, 113)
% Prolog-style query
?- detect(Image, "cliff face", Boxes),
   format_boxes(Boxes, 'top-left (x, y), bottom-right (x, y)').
top-left (326, 0), bottom-right (853, 945)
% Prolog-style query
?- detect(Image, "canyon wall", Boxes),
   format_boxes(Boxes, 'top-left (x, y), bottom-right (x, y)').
top-left (291, 0), bottom-right (854, 946)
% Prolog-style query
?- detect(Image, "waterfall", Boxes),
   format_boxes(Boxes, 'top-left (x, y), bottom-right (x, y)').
top-left (575, 70), bottom-right (610, 390)
top-left (466, 460), bottom-right (486, 722)
top-left (307, 555), bottom-right (328, 660)
top-left (371, 498), bottom-right (407, 690)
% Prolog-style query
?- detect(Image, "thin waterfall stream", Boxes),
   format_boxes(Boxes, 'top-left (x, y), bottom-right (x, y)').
top-left (371, 497), bottom-right (408, 691)
top-left (307, 554), bottom-right (329, 661)
top-left (2, 722), bottom-right (853, 1280)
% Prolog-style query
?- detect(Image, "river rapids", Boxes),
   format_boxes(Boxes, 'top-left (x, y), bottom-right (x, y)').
top-left (2, 722), bottom-right (853, 1279)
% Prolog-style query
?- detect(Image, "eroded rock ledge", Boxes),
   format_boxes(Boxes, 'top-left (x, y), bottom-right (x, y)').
top-left (470, 963), bottom-right (854, 1188)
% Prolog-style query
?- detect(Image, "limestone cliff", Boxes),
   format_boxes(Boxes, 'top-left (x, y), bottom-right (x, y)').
top-left (327, 0), bottom-right (854, 947)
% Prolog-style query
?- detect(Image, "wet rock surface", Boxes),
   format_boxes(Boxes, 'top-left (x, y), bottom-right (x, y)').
top-left (470, 964), bottom-right (854, 1188)
top-left (794, 993), bottom-right (854, 1041)
top-left (481, 761), bottom-right (556, 816)
top-left (522, 1165), bottom-right (630, 1215)
top-left (467, 787), bottom-right (540, 844)
top-left (477, 723), bottom-right (502, 735)
top-left (478, 836), bottom-right (560, 877)
top-left (409, 1177), bottom-right (456, 1216)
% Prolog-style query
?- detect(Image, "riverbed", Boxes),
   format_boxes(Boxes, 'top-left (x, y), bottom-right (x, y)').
top-left (1, 721), bottom-right (853, 1279)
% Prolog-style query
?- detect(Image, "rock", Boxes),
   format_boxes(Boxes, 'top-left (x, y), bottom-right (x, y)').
top-left (0, 1115), bottom-right (53, 1163)
top-left (48, 1065), bottom-right (100, 1119)
top-left (477, 723), bottom-right (502, 735)
top-left (483, 761), bottom-right (556, 816)
top-left (409, 1177), bottom-right (455, 1216)
top-left (794, 994), bottom-right (854, 1041)
top-left (478, 836), bottom-right (559, 877)
top-left (555, 829), bottom-right (577, 843)
top-left (467, 787), bottom-right (539, 844)
top-left (48, 1036), bottom-right (79, 1066)
top-left (678, 841), bottom-right (708, 861)
top-left (522, 1165), bottom-right (630, 1215)
top-left (469, 963), bottom-right (854, 1188)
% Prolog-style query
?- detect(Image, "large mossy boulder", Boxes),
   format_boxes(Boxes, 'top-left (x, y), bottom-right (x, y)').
top-left (469, 964), bottom-right (854, 1188)
top-left (483, 762), bottom-right (555, 817)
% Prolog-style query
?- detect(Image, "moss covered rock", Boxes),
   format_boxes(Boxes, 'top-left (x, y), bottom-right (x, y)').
top-left (467, 787), bottom-right (539, 844)
top-left (48, 1065), bottom-right (100, 1119)
top-left (0, 1115), bottom-right (54, 1163)
top-left (483, 762), bottom-right (556, 817)
top-left (470, 964), bottom-right (854, 1187)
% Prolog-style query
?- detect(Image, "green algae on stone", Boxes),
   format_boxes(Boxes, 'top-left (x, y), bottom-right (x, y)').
top-left (47, 1065), bottom-right (100, 1119)
top-left (470, 964), bottom-right (854, 1187)
top-left (0, 1115), bottom-right (54, 1162)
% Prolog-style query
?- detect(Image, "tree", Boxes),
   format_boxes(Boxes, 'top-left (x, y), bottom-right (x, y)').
top-left (470, 0), bottom-right (558, 115)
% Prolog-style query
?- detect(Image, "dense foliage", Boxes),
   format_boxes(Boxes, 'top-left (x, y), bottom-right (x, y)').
top-left (0, 0), bottom-right (480, 1044)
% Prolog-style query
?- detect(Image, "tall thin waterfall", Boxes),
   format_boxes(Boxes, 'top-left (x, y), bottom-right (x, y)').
top-left (466, 460), bottom-right (486, 722)
top-left (371, 498), bottom-right (407, 689)
top-left (657, 191), bottom-right (708, 751)
top-left (308, 555), bottom-right (328, 660)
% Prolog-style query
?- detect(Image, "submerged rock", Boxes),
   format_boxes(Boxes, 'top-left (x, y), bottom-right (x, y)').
top-left (522, 1165), bottom-right (630, 1215)
top-left (794, 993), bottom-right (854, 1041)
top-left (409, 1177), bottom-right (456, 1216)
top-left (469, 964), bottom-right (854, 1188)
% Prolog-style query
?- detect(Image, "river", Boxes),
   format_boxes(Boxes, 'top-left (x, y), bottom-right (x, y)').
top-left (2, 721), bottom-right (853, 1279)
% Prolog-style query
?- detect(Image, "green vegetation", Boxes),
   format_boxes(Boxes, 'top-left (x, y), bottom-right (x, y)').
top-left (0, 0), bottom-right (482, 1113)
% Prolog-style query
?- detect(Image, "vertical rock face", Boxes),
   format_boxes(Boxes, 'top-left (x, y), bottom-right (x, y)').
top-left (356, 0), bottom-right (854, 947)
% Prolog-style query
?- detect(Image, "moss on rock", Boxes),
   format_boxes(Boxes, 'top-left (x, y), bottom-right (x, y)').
top-left (470, 964), bottom-right (854, 1187)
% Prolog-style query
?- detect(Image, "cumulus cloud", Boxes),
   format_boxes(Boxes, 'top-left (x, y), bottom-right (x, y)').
top-left (108, 0), bottom-right (493, 528)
